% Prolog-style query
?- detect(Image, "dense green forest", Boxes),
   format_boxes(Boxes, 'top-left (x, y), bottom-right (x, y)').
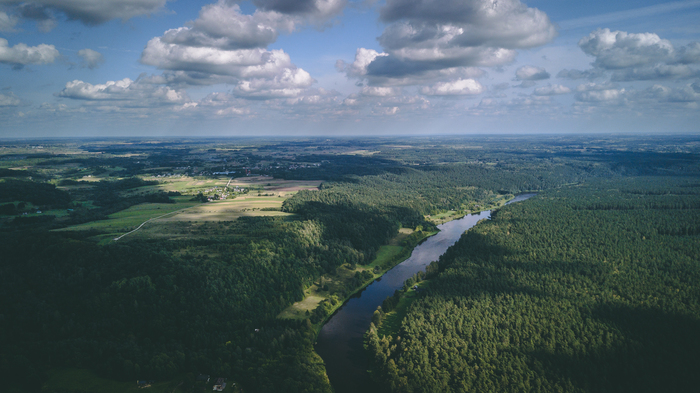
top-left (1, 136), bottom-right (699, 393)
top-left (1, 143), bottom-right (575, 392)
top-left (367, 177), bottom-right (700, 392)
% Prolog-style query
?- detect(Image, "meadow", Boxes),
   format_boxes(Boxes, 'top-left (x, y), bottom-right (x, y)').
top-left (56, 177), bottom-right (321, 242)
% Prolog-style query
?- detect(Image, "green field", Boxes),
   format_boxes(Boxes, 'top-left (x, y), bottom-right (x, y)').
top-left (58, 197), bottom-right (198, 235)
top-left (55, 178), bottom-right (321, 242)
top-left (155, 196), bottom-right (291, 222)
top-left (142, 177), bottom-right (227, 194)
top-left (277, 293), bottom-right (326, 319)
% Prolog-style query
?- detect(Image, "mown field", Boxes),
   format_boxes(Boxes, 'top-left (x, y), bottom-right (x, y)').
top-left (155, 196), bottom-right (290, 222)
top-left (55, 178), bottom-right (321, 242)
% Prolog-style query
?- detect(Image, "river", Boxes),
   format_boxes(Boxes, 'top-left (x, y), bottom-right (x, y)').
top-left (314, 193), bottom-right (536, 393)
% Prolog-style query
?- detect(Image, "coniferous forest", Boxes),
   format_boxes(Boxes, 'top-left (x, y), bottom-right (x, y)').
top-left (366, 177), bottom-right (700, 393)
top-left (0, 135), bottom-right (699, 393)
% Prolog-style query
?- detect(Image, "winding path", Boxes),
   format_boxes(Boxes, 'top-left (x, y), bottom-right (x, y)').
top-left (112, 209), bottom-right (186, 241)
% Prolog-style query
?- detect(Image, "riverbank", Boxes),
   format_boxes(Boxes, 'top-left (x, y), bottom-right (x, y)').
top-left (315, 194), bottom-right (538, 393)
top-left (315, 210), bottom-right (497, 393)
top-left (303, 197), bottom-right (517, 336)
top-left (373, 194), bottom-right (538, 338)
top-left (425, 193), bottom-right (514, 225)
top-left (283, 194), bottom-right (524, 326)
top-left (276, 227), bottom-right (439, 335)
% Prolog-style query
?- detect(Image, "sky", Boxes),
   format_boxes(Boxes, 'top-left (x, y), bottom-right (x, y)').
top-left (1, 0), bottom-right (699, 137)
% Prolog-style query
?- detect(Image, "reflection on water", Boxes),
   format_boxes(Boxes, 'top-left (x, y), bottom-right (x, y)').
top-left (315, 194), bottom-right (535, 393)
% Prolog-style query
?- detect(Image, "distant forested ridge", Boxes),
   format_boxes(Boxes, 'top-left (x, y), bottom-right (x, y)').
top-left (367, 177), bottom-right (700, 393)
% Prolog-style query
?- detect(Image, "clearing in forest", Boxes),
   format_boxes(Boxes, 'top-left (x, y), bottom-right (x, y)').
top-left (154, 196), bottom-right (291, 222)
top-left (57, 178), bottom-right (321, 241)
top-left (277, 227), bottom-right (423, 321)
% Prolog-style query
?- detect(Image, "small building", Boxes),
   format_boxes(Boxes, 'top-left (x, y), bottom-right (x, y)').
top-left (197, 374), bottom-right (210, 383)
top-left (213, 377), bottom-right (226, 391)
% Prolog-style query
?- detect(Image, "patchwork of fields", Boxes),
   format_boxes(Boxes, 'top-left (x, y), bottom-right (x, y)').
top-left (56, 176), bottom-right (322, 242)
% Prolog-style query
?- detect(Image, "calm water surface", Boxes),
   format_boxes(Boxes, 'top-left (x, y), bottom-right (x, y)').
top-left (315, 193), bottom-right (536, 393)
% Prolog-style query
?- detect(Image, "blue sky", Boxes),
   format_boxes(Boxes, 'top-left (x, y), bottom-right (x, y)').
top-left (1, 0), bottom-right (699, 136)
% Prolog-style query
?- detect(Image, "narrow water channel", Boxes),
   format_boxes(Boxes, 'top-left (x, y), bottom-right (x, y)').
top-left (315, 194), bottom-right (536, 393)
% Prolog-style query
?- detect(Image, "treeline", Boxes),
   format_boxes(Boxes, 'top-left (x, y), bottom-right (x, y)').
top-left (366, 178), bottom-right (700, 393)
top-left (64, 179), bottom-right (174, 226)
top-left (0, 179), bottom-right (72, 208)
top-left (283, 162), bottom-right (584, 221)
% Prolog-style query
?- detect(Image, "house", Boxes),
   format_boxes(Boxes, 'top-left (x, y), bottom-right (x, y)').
top-left (213, 377), bottom-right (226, 391)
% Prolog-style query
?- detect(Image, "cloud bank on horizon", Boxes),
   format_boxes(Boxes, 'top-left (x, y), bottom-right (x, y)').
top-left (0, 0), bottom-right (699, 135)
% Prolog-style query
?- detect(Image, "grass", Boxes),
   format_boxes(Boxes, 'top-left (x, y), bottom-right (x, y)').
top-left (377, 280), bottom-right (430, 338)
top-left (58, 197), bottom-right (198, 234)
top-left (146, 177), bottom-right (227, 194)
top-left (41, 368), bottom-right (184, 393)
top-left (366, 245), bottom-right (403, 269)
top-left (54, 176), bottom-right (320, 241)
top-left (277, 228), bottom-right (438, 329)
top-left (277, 293), bottom-right (325, 319)
top-left (429, 210), bottom-right (459, 224)
top-left (156, 196), bottom-right (291, 222)
top-left (426, 194), bottom-right (514, 225)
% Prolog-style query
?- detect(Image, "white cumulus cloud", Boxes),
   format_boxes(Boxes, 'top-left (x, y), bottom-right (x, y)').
top-left (421, 79), bottom-right (484, 96)
top-left (575, 29), bottom-right (700, 81)
top-left (533, 84), bottom-right (571, 96)
top-left (361, 86), bottom-right (399, 97)
top-left (339, 0), bottom-right (556, 94)
top-left (139, 0), bottom-right (316, 98)
top-left (233, 67), bottom-right (314, 98)
top-left (0, 38), bottom-right (59, 66)
top-left (575, 82), bottom-right (626, 103)
top-left (160, 3), bottom-right (292, 51)
top-left (57, 78), bottom-right (190, 106)
top-left (579, 28), bottom-right (675, 70)
top-left (516, 65), bottom-right (550, 81)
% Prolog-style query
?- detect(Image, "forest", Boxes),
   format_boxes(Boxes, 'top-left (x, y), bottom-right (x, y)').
top-left (0, 135), bottom-right (699, 393)
top-left (366, 177), bottom-right (700, 393)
